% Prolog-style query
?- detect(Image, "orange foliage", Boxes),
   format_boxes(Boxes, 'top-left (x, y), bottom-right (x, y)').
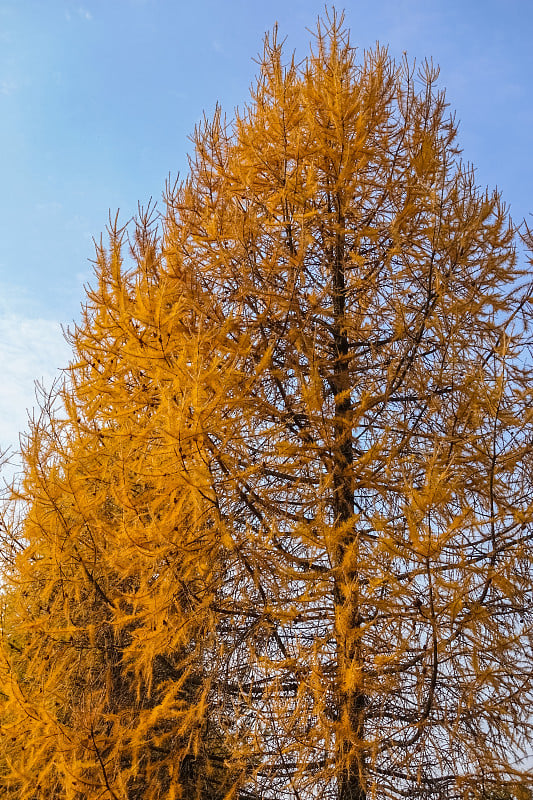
top-left (1, 11), bottom-right (533, 800)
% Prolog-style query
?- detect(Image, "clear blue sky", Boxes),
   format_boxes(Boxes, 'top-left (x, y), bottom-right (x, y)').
top-left (1, 0), bottom-right (532, 463)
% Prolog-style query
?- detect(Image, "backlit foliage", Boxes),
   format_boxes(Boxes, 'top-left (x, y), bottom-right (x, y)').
top-left (1, 11), bottom-right (533, 800)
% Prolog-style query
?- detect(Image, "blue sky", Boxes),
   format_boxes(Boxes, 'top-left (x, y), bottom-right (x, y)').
top-left (1, 0), bottom-right (532, 466)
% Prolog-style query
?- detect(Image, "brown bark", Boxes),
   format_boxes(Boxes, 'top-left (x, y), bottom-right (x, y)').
top-left (331, 211), bottom-right (366, 800)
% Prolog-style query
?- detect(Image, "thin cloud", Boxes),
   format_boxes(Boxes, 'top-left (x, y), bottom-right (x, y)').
top-left (0, 306), bottom-right (70, 463)
top-left (65, 6), bottom-right (93, 22)
top-left (0, 78), bottom-right (18, 96)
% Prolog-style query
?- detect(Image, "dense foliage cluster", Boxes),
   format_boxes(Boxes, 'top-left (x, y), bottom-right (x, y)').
top-left (1, 13), bottom-right (533, 800)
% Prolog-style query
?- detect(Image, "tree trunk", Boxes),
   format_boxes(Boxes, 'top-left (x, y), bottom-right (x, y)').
top-left (331, 209), bottom-right (366, 800)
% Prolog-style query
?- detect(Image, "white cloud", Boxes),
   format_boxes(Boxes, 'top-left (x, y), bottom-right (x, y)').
top-left (35, 201), bottom-right (63, 214)
top-left (0, 307), bottom-right (71, 469)
top-left (0, 78), bottom-right (18, 96)
top-left (65, 6), bottom-right (93, 22)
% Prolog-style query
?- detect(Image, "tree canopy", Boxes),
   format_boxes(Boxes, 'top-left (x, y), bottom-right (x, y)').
top-left (1, 11), bottom-right (533, 800)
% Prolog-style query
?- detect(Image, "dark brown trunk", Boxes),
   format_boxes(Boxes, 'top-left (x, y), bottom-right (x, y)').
top-left (330, 207), bottom-right (366, 800)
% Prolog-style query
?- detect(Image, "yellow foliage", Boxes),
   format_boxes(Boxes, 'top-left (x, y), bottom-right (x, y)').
top-left (1, 10), bottom-right (533, 800)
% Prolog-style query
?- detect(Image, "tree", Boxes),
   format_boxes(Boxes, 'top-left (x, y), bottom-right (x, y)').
top-left (1, 10), bottom-right (533, 800)
top-left (0, 212), bottom-right (240, 800)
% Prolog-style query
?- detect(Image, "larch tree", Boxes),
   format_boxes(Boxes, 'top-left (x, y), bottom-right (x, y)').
top-left (1, 10), bottom-right (533, 800)
top-left (0, 214), bottom-right (238, 800)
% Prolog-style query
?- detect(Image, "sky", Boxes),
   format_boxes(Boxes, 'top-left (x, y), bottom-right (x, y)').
top-left (1, 0), bottom-right (532, 474)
